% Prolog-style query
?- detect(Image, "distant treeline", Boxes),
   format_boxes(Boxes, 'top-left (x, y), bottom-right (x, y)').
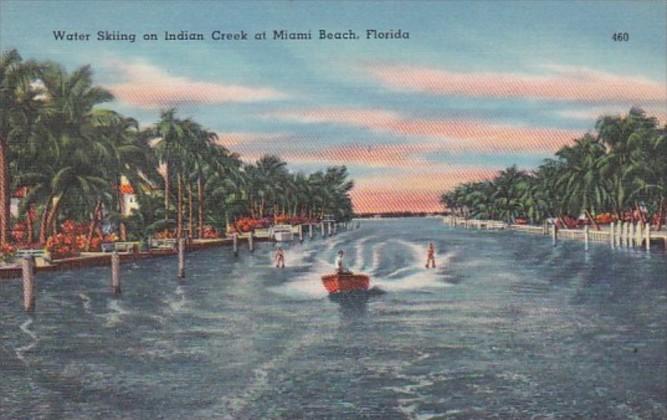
top-left (440, 108), bottom-right (667, 228)
top-left (355, 212), bottom-right (447, 218)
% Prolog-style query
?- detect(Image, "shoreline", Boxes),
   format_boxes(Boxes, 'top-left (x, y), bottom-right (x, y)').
top-left (443, 216), bottom-right (667, 251)
top-left (0, 222), bottom-right (354, 281)
top-left (0, 235), bottom-right (275, 281)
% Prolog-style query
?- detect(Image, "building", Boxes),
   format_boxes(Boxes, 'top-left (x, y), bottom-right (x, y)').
top-left (119, 178), bottom-right (139, 217)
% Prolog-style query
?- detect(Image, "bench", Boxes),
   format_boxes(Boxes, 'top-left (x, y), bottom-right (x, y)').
top-left (153, 239), bottom-right (177, 249)
top-left (114, 242), bottom-right (137, 252)
top-left (15, 249), bottom-right (51, 266)
top-left (100, 242), bottom-right (139, 253)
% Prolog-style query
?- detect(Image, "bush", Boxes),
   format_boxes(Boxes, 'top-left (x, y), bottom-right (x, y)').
top-left (0, 243), bottom-right (16, 264)
top-left (201, 225), bottom-right (219, 239)
top-left (46, 233), bottom-right (81, 259)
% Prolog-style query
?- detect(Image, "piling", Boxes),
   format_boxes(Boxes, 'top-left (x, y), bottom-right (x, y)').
top-left (610, 222), bottom-right (615, 248)
top-left (21, 256), bottom-right (35, 312)
top-left (333, 223), bottom-right (337, 235)
top-left (619, 222), bottom-right (625, 247)
top-left (551, 224), bottom-right (558, 246)
top-left (328, 222), bottom-right (333, 236)
top-left (635, 223), bottom-right (643, 249)
top-left (321, 222), bottom-right (325, 237)
top-left (111, 251), bottom-right (121, 295)
top-left (628, 223), bottom-right (634, 248)
top-left (178, 238), bottom-right (185, 278)
top-left (645, 223), bottom-right (651, 251)
top-left (299, 224), bottom-right (304, 242)
top-left (309, 223), bottom-right (313, 239)
top-left (543, 220), bottom-right (548, 235)
top-left (233, 233), bottom-right (238, 256)
top-left (248, 232), bottom-right (254, 252)
top-left (584, 225), bottom-right (589, 251)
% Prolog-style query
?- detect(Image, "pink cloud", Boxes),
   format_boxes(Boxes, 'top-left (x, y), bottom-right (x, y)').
top-left (107, 61), bottom-right (286, 108)
top-left (366, 64), bottom-right (666, 103)
top-left (351, 166), bottom-right (496, 213)
top-left (556, 105), bottom-right (667, 124)
top-left (272, 108), bottom-right (580, 152)
top-left (269, 143), bottom-right (434, 168)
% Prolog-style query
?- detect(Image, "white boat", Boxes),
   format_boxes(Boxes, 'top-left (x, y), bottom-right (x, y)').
top-left (272, 224), bottom-right (294, 242)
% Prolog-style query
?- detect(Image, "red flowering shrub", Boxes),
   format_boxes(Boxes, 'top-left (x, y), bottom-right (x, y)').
top-left (154, 230), bottom-right (176, 239)
top-left (11, 222), bottom-right (27, 242)
top-left (233, 217), bottom-right (257, 233)
top-left (60, 220), bottom-right (88, 235)
top-left (594, 213), bottom-right (615, 225)
top-left (46, 233), bottom-right (81, 259)
top-left (275, 214), bottom-right (290, 224)
top-left (288, 216), bottom-right (307, 225)
top-left (0, 243), bottom-right (16, 264)
top-left (201, 225), bottom-right (219, 239)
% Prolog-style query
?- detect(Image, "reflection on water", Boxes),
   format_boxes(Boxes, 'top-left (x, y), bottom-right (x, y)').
top-left (0, 218), bottom-right (666, 419)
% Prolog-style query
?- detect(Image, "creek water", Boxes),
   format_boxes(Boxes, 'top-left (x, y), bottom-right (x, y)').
top-left (1, 218), bottom-right (666, 419)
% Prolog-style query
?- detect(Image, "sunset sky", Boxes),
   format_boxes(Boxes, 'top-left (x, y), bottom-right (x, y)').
top-left (2, 0), bottom-right (666, 213)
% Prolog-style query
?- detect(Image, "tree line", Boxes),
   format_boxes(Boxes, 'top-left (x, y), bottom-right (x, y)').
top-left (440, 108), bottom-right (667, 229)
top-left (0, 49), bottom-right (354, 248)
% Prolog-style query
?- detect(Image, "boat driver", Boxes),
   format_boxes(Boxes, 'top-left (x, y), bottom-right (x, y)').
top-left (335, 250), bottom-right (350, 274)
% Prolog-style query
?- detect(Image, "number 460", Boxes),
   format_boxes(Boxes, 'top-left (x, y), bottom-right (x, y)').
top-left (612, 32), bottom-right (629, 41)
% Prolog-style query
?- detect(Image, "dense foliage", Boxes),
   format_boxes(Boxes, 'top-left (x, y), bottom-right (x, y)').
top-left (0, 49), bottom-right (354, 249)
top-left (441, 108), bottom-right (667, 228)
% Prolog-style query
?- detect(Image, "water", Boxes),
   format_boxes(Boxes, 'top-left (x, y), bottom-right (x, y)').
top-left (1, 218), bottom-right (666, 419)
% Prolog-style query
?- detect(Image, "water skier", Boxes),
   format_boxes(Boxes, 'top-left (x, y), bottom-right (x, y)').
top-left (426, 242), bottom-right (436, 269)
top-left (275, 246), bottom-right (285, 268)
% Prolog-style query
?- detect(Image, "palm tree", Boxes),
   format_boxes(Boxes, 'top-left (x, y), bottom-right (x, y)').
top-left (0, 49), bottom-right (41, 245)
top-left (596, 109), bottom-right (656, 217)
top-left (92, 110), bottom-right (159, 240)
top-left (491, 165), bottom-right (530, 223)
top-left (152, 109), bottom-right (187, 225)
top-left (555, 134), bottom-right (609, 228)
top-left (18, 62), bottom-right (114, 239)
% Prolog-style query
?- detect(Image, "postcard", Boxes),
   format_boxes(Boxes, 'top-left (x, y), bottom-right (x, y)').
top-left (1, 0), bottom-right (666, 418)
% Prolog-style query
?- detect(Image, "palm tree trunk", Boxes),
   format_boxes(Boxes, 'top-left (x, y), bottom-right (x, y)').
top-left (85, 200), bottom-right (102, 252)
top-left (177, 173), bottom-right (183, 239)
top-left (0, 137), bottom-right (10, 246)
top-left (47, 195), bottom-right (63, 236)
top-left (26, 204), bottom-right (34, 244)
top-left (188, 183), bottom-right (193, 239)
top-left (585, 209), bottom-right (600, 231)
top-left (164, 162), bottom-right (170, 221)
top-left (197, 177), bottom-right (204, 238)
top-left (116, 177), bottom-right (127, 241)
top-left (657, 197), bottom-right (665, 231)
top-left (39, 198), bottom-right (52, 245)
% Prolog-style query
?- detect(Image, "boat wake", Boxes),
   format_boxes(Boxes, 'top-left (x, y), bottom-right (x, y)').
top-left (105, 299), bottom-right (130, 327)
top-left (16, 318), bottom-right (39, 365)
top-left (367, 239), bottom-right (452, 292)
top-left (167, 284), bottom-right (188, 313)
top-left (79, 292), bottom-right (92, 314)
top-left (271, 236), bottom-right (452, 299)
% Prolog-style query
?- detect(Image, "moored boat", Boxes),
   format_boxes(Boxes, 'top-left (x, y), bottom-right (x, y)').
top-left (321, 273), bottom-right (370, 294)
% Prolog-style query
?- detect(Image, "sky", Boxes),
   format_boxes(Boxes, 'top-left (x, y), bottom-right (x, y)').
top-left (1, 0), bottom-right (666, 213)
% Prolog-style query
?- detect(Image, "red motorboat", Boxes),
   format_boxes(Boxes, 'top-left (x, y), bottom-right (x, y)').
top-left (321, 273), bottom-right (370, 294)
